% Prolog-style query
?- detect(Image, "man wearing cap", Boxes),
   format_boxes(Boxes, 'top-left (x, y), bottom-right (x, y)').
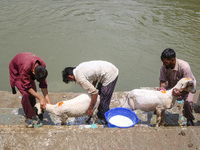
top-left (62, 60), bottom-right (119, 124)
top-left (9, 52), bottom-right (51, 127)
top-left (158, 48), bottom-right (196, 126)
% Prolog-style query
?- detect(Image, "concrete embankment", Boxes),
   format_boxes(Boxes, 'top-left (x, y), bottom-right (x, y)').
top-left (2, 125), bottom-right (200, 150)
top-left (1, 90), bottom-right (200, 150)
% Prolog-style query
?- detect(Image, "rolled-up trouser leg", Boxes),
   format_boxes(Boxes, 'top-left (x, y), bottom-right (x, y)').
top-left (182, 92), bottom-right (195, 120)
top-left (183, 101), bottom-right (195, 120)
top-left (97, 76), bottom-right (118, 119)
top-left (15, 80), bottom-right (37, 118)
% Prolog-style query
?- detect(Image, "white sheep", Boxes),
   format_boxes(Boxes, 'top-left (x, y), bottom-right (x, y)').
top-left (123, 78), bottom-right (196, 127)
top-left (35, 93), bottom-right (100, 125)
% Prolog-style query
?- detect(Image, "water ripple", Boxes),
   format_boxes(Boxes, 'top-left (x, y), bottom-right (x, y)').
top-left (0, 0), bottom-right (200, 91)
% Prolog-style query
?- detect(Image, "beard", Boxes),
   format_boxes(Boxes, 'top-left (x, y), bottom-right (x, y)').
top-left (165, 62), bottom-right (174, 69)
top-left (165, 65), bottom-right (170, 69)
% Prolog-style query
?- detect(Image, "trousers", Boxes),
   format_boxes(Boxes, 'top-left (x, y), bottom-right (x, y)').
top-left (97, 76), bottom-right (118, 119)
top-left (177, 92), bottom-right (195, 120)
top-left (15, 80), bottom-right (36, 118)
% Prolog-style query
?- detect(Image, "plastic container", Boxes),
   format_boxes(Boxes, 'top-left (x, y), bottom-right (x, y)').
top-left (105, 107), bottom-right (139, 128)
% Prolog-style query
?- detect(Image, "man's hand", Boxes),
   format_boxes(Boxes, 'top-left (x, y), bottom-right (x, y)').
top-left (86, 92), bottom-right (98, 116)
top-left (27, 88), bottom-right (46, 109)
top-left (172, 88), bottom-right (182, 97)
top-left (86, 107), bottom-right (94, 116)
top-left (39, 98), bottom-right (46, 110)
top-left (157, 87), bottom-right (166, 91)
top-left (12, 87), bottom-right (17, 94)
top-left (159, 81), bottom-right (166, 91)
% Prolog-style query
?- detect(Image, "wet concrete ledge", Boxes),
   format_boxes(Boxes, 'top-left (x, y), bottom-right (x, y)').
top-left (1, 125), bottom-right (200, 150)
top-left (1, 90), bottom-right (200, 150)
top-left (1, 90), bottom-right (200, 126)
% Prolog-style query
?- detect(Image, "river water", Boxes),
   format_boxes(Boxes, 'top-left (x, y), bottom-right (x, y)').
top-left (0, 0), bottom-right (200, 93)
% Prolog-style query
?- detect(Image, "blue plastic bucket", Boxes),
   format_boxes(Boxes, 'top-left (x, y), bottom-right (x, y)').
top-left (105, 107), bottom-right (139, 128)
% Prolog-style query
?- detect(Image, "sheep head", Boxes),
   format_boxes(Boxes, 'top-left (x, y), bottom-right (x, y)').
top-left (174, 78), bottom-right (196, 93)
top-left (34, 103), bottom-right (44, 121)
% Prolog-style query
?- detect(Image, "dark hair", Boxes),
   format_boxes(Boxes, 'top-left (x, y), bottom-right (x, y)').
top-left (35, 65), bottom-right (48, 82)
top-left (161, 48), bottom-right (176, 61)
top-left (62, 67), bottom-right (75, 84)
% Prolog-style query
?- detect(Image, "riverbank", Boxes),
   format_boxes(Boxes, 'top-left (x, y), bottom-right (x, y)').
top-left (1, 124), bottom-right (200, 150)
top-left (1, 90), bottom-right (200, 150)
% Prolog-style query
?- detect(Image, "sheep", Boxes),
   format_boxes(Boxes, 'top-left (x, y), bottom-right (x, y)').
top-left (34, 93), bottom-right (100, 125)
top-left (123, 78), bottom-right (196, 127)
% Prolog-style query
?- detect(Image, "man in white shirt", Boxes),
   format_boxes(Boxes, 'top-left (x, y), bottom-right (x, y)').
top-left (62, 60), bottom-right (119, 123)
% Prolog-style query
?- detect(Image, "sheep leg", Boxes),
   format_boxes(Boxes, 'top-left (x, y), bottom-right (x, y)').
top-left (86, 116), bottom-right (92, 123)
top-left (92, 115), bottom-right (98, 124)
top-left (128, 96), bottom-right (135, 110)
top-left (90, 97), bottom-right (100, 124)
top-left (156, 108), bottom-right (162, 127)
top-left (60, 117), bottom-right (68, 125)
top-left (86, 114), bottom-right (98, 124)
top-left (160, 110), bottom-right (165, 126)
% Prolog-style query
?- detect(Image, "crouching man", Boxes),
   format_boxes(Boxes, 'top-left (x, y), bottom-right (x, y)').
top-left (62, 60), bottom-right (119, 124)
top-left (9, 52), bottom-right (51, 128)
top-left (158, 48), bottom-right (196, 126)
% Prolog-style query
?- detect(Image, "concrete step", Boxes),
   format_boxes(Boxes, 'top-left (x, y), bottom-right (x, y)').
top-left (0, 108), bottom-right (93, 126)
top-left (1, 106), bottom-right (200, 127)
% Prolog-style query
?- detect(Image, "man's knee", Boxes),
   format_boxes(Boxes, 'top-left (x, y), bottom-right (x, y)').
top-left (184, 101), bottom-right (194, 109)
top-left (21, 91), bottom-right (35, 103)
top-left (21, 91), bottom-right (30, 98)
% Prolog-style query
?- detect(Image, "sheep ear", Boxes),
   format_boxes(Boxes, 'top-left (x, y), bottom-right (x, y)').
top-left (179, 80), bottom-right (189, 92)
top-left (182, 80), bottom-right (193, 90)
top-left (182, 80), bottom-right (190, 88)
top-left (34, 103), bottom-right (42, 115)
